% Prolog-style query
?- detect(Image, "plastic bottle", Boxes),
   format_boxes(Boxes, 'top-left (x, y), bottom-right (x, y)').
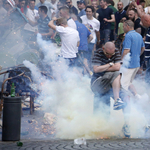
top-left (74, 137), bottom-right (86, 145)
top-left (11, 82), bottom-right (15, 97)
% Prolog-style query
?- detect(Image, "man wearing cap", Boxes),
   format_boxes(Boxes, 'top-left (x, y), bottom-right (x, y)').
top-left (77, 0), bottom-right (86, 17)
top-left (66, 0), bottom-right (78, 16)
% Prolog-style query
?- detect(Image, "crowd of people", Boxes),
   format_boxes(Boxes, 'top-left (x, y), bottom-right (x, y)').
top-left (0, 0), bottom-right (150, 138)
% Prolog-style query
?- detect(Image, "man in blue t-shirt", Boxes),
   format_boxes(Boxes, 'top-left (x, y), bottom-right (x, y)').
top-left (121, 20), bottom-right (145, 138)
top-left (71, 14), bottom-right (93, 75)
top-left (121, 20), bottom-right (145, 97)
top-left (97, 0), bottom-right (115, 46)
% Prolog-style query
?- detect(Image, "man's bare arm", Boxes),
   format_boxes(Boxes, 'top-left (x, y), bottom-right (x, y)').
top-left (93, 62), bottom-right (121, 73)
top-left (103, 14), bottom-right (115, 23)
top-left (96, 30), bottom-right (100, 45)
top-left (40, 28), bottom-right (54, 37)
top-left (27, 18), bottom-right (38, 26)
top-left (141, 47), bottom-right (145, 55)
top-left (106, 62), bottom-right (121, 71)
top-left (121, 49), bottom-right (130, 60)
top-left (135, 27), bottom-right (141, 34)
top-left (88, 34), bottom-right (93, 43)
top-left (48, 17), bottom-right (57, 30)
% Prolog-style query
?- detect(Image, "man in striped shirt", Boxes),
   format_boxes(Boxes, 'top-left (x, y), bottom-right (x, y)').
top-left (91, 42), bottom-right (125, 112)
top-left (145, 28), bottom-right (150, 84)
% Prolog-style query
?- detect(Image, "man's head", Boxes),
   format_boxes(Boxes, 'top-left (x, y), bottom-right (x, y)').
top-left (139, 0), bottom-right (145, 8)
top-left (59, 6), bottom-right (69, 18)
top-left (51, 0), bottom-right (56, 4)
top-left (123, 20), bottom-right (134, 33)
top-left (38, 5), bottom-right (47, 17)
top-left (106, 0), bottom-right (112, 5)
top-left (57, 1), bottom-right (64, 9)
top-left (56, 17), bottom-right (67, 26)
top-left (29, 0), bottom-right (35, 10)
top-left (103, 42), bottom-right (115, 58)
top-left (85, 5), bottom-right (94, 19)
top-left (14, 0), bottom-right (19, 6)
top-left (77, 0), bottom-right (85, 11)
top-left (19, 0), bottom-right (25, 8)
top-left (128, 9), bottom-right (137, 21)
top-left (4, 0), bottom-right (11, 10)
top-left (91, 0), bottom-right (98, 10)
top-left (138, 4), bottom-right (144, 13)
top-left (117, 2), bottom-right (123, 11)
top-left (66, 0), bottom-right (72, 8)
top-left (99, 0), bottom-right (107, 8)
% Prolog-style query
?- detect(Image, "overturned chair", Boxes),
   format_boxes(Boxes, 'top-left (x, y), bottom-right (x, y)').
top-left (0, 67), bottom-right (37, 118)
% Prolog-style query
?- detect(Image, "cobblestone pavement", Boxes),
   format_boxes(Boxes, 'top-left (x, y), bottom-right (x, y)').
top-left (0, 138), bottom-right (150, 150)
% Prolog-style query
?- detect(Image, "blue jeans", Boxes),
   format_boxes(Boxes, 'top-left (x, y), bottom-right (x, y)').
top-left (100, 29), bottom-right (111, 45)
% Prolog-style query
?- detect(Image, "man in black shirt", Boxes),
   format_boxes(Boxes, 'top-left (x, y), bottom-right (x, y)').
top-left (97, 0), bottom-right (115, 47)
top-left (128, 9), bottom-right (145, 37)
top-left (115, 2), bottom-right (127, 35)
top-left (65, 0), bottom-right (78, 16)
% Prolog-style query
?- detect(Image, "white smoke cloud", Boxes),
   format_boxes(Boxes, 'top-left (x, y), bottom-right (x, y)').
top-left (22, 35), bottom-right (150, 140)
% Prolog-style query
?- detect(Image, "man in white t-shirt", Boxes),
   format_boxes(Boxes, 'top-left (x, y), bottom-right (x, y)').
top-left (59, 6), bottom-right (77, 30)
top-left (81, 5), bottom-right (100, 68)
top-left (23, 0), bottom-right (38, 41)
top-left (48, 17), bottom-right (80, 66)
top-left (24, 0), bottom-right (38, 32)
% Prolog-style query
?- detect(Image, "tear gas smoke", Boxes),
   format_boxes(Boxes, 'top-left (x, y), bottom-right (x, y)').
top-left (23, 36), bottom-right (150, 139)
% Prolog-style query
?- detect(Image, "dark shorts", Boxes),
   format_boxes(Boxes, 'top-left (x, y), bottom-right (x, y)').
top-left (91, 71), bottom-right (120, 94)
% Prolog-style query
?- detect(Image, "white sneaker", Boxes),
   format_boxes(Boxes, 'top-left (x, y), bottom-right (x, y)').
top-left (114, 98), bottom-right (126, 110)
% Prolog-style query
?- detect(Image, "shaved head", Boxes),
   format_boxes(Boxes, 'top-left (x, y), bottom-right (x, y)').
top-left (104, 42), bottom-right (115, 52)
top-left (103, 42), bottom-right (116, 58)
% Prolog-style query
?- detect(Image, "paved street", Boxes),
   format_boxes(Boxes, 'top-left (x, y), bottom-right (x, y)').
top-left (0, 138), bottom-right (150, 150)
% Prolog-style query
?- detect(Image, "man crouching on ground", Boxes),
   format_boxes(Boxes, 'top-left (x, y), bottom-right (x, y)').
top-left (91, 42), bottom-right (125, 113)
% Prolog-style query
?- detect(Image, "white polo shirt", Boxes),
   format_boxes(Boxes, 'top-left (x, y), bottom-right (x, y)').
top-left (56, 26), bottom-right (80, 58)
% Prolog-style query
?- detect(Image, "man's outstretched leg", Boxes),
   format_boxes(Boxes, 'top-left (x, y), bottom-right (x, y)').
top-left (112, 74), bottom-right (126, 110)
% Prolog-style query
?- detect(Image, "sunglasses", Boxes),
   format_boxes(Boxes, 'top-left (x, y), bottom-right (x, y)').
top-left (104, 50), bottom-right (115, 56)
top-left (66, 2), bottom-right (70, 4)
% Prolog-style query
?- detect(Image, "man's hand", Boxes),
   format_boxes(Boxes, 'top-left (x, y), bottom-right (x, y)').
top-left (96, 40), bottom-right (100, 46)
top-left (131, 1), bottom-right (138, 8)
top-left (120, 17), bottom-right (126, 23)
top-left (103, 18), bottom-right (108, 22)
top-left (52, 17), bottom-right (57, 21)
